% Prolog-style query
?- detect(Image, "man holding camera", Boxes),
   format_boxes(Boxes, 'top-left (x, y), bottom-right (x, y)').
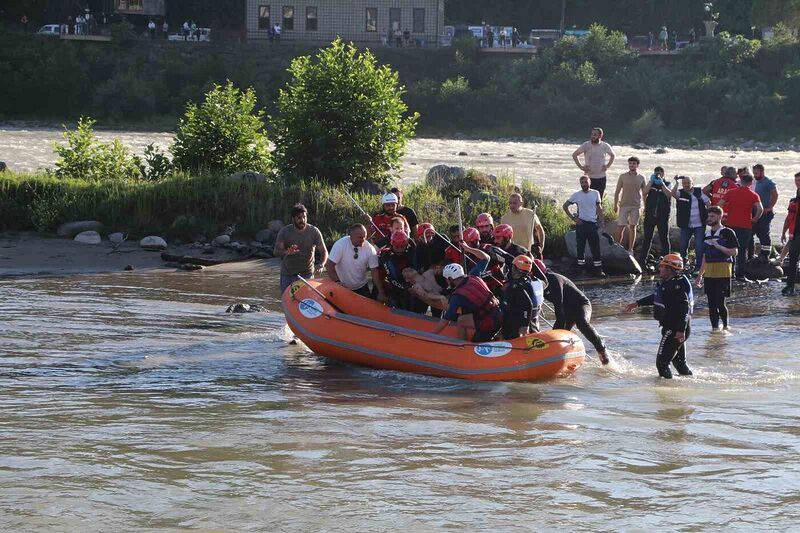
top-left (638, 167), bottom-right (673, 271)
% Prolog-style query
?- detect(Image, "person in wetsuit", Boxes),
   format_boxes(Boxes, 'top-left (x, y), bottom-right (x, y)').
top-left (501, 255), bottom-right (545, 339)
top-left (626, 253), bottom-right (694, 379)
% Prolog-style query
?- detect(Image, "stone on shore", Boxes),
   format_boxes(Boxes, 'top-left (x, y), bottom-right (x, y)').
top-left (108, 232), bottom-right (126, 245)
top-left (214, 235), bottom-right (231, 246)
top-left (74, 231), bottom-right (102, 245)
top-left (267, 219), bottom-right (284, 233)
top-left (58, 220), bottom-right (103, 238)
top-left (745, 259), bottom-right (783, 280)
top-left (0, 161), bottom-right (7, 172)
top-left (565, 229), bottom-right (642, 275)
top-left (255, 228), bottom-right (275, 243)
top-left (140, 236), bottom-right (168, 251)
top-left (425, 164), bottom-right (467, 190)
top-left (655, 147), bottom-right (668, 154)
top-left (226, 303), bottom-right (267, 313)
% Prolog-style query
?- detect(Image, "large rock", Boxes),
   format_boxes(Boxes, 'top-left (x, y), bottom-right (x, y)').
top-left (214, 234), bottom-right (231, 246)
top-left (255, 228), bottom-right (275, 243)
top-left (0, 162), bottom-right (7, 172)
top-left (267, 219), bottom-right (285, 233)
top-left (140, 236), bottom-right (167, 251)
top-left (74, 231), bottom-right (102, 245)
top-left (58, 220), bottom-right (103, 238)
top-left (565, 229), bottom-right (642, 275)
top-left (425, 164), bottom-right (467, 190)
top-left (108, 232), bottom-right (126, 245)
top-left (745, 258), bottom-right (783, 280)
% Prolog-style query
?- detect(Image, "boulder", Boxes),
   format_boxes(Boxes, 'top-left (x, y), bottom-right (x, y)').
top-left (267, 219), bottom-right (285, 233)
top-left (140, 236), bottom-right (167, 251)
top-left (214, 234), bottom-right (231, 246)
top-left (0, 161), bottom-right (6, 172)
top-left (741, 139), bottom-right (756, 149)
top-left (226, 303), bottom-right (267, 313)
top-left (227, 171), bottom-right (270, 182)
top-left (655, 147), bottom-right (668, 154)
top-left (74, 231), bottom-right (102, 245)
top-left (425, 164), bottom-right (467, 190)
top-left (745, 258), bottom-right (783, 280)
top-left (565, 229), bottom-right (642, 275)
top-left (470, 191), bottom-right (499, 203)
top-left (457, 151), bottom-right (469, 156)
top-left (124, 265), bottom-right (134, 271)
top-left (255, 228), bottom-right (275, 243)
top-left (108, 232), bottom-right (126, 245)
top-left (178, 263), bottom-right (204, 271)
top-left (58, 220), bottom-right (103, 238)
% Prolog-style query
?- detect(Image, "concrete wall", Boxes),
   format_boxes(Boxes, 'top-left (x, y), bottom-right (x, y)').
top-left (246, 0), bottom-right (443, 46)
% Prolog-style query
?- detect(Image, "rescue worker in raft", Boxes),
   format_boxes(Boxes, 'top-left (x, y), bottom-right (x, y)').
top-left (434, 245), bottom-right (503, 342)
top-left (501, 255), bottom-right (546, 339)
top-left (379, 231), bottom-right (419, 309)
top-left (626, 253), bottom-right (694, 379)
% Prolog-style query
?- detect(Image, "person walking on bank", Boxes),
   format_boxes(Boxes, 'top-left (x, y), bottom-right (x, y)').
top-left (671, 176), bottom-right (710, 272)
top-left (563, 175), bottom-right (606, 277)
top-left (781, 172), bottom-right (800, 296)
top-left (501, 193), bottom-right (545, 257)
top-left (695, 206), bottom-right (739, 332)
top-left (572, 127), bottom-right (616, 198)
top-left (626, 253), bottom-right (694, 379)
top-left (613, 156), bottom-right (647, 253)
top-left (639, 167), bottom-right (672, 271)
top-left (719, 174), bottom-right (763, 280)
top-left (326, 224), bottom-right (385, 301)
top-left (274, 204), bottom-right (328, 293)
top-left (752, 164), bottom-right (779, 261)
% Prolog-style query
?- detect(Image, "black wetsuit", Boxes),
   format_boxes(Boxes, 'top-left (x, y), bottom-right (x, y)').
top-left (502, 277), bottom-right (542, 339)
top-left (543, 272), bottom-right (605, 353)
top-left (636, 275), bottom-right (693, 379)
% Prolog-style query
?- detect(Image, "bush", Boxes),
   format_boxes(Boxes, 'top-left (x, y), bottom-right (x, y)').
top-left (52, 117), bottom-right (141, 180)
top-left (139, 143), bottom-right (174, 181)
top-left (172, 81), bottom-right (272, 175)
top-left (272, 38), bottom-right (418, 187)
top-left (629, 109), bottom-right (665, 145)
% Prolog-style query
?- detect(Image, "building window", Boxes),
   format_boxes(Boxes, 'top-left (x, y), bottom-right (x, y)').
top-left (258, 6), bottom-right (270, 30)
top-left (389, 7), bottom-right (400, 31)
top-left (365, 8), bottom-right (377, 32)
top-left (306, 6), bottom-right (317, 31)
top-left (282, 6), bottom-right (294, 30)
top-left (413, 8), bottom-right (425, 33)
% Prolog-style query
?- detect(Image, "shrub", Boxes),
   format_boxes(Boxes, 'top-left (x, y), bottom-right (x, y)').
top-left (629, 109), bottom-right (665, 145)
top-left (138, 143), bottom-right (174, 181)
top-left (172, 81), bottom-right (272, 175)
top-left (52, 117), bottom-right (141, 180)
top-left (272, 38), bottom-right (418, 187)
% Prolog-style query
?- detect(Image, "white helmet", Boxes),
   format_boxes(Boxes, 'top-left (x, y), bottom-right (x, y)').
top-left (381, 193), bottom-right (399, 204)
top-left (442, 263), bottom-right (465, 280)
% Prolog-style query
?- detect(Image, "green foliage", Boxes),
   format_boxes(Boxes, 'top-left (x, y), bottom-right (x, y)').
top-left (630, 109), bottom-right (664, 144)
top-left (139, 143), bottom-right (174, 181)
top-left (765, 22), bottom-right (798, 47)
top-left (272, 39), bottom-right (418, 187)
top-left (172, 81), bottom-right (272, 175)
top-left (52, 117), bottom-right (141, 181)
top-left (454, 36), bottom-right (480, 64)
top-left (109, 21), bottom-right (136, 44)
top-left (751, 0), bottom-right (800, 28)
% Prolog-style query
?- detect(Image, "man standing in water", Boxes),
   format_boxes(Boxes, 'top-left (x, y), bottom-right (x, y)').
top-left (719, 174), bottom-right (763, 280)
top-left (626, 253), bottom-right (693, 379)
top-left (781, 172), bottom-right (800, 296)
top-left (639, 167), bottom-right (672, 271)
top-left (572, 127), bottom-right (616, 198)
top-left (695, 206), bottom-right (739, 332)
top-left (274, 204), bottom-right (328, 293)
top-left (752, 164), bottom-right (779, 261)
top-left (613, 156), bottom-right (647, 253)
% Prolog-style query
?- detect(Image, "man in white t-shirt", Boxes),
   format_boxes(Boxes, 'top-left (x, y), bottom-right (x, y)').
top-left (572, 127), bottom-right (616, 199)
top-left (326, 224), bottom-right (385, 300)
top-left (563, 175), bottom-right (606, 277)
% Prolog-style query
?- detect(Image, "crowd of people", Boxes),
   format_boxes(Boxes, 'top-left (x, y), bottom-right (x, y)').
top-left (274, 127), bottom-right (800, 379)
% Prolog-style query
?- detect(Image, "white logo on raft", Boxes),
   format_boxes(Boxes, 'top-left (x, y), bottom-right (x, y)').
top-left (298, 298), bottom-right (324, 319)
top-left (474, 341), bottom-right (513, 358)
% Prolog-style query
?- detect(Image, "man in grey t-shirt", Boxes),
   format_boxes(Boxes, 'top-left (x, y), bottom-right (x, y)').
top-left (752, 163), bottom-right (779, 260)
top-left (572, 127), bottom-right (616, 199)
top-left (274, 203), bottom-right (328, 293)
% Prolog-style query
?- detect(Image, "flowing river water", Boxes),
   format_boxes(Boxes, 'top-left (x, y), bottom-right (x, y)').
top-left (2, 268), bottom-right (799, 530)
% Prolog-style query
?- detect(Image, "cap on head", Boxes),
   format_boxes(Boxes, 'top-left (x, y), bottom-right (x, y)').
top-left (381, 193), bottom-right (399, 205)
top-left (659, 253), bottom-right (684, 271)
top-left (462, 227), bottom-right (480, 243)
top-left (493, 224), bottom-right (513, 240)
top-left (442, 263), bottom-right (465, 280)
top-left (390, 231), bottom-right (409, 248)
top-left (476, 213), bottom-right (494, 227)
top-left (416, 222), bottom-right (435, 239)
top-left (512, 254), bottom-right (533, 272)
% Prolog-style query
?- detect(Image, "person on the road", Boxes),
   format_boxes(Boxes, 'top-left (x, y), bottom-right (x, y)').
top-left (435, 245), bottom-right (503, 342)
top-left (563, 175), bottom-right (606, 277)
top-left (501, 192), bottom-right (545, 257)
top-left (274, 203), bottom-right (328, 293)
top-left (501, 255), bottom-right (544, 339)
top-left (639, 167), bottom-right (672, 271)
top-left (626, 253), bottom-right (693, 379)
top-left (475, 212), bottom-right (495, 245)
top-left (719, 174), bottom-right (763, 280)
top-left (572, 127), bottom-right (616, 198)
top-left (326, 224), bottom-right (384, 300)
top-left (781, 172), bottom-right (800, 296)
top-left (671, 176), bottom-right (710, 272)
top-left (695, 206), bottom-right (739, 331)
top-left (613, 156), bottom-right (647, 253)
top-left (540, 260), bottom-right (609, 365)
top-left (752, 164), bottom-right (779, 261)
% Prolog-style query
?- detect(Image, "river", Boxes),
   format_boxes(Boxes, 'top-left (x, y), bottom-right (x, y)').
top-left (1, 269), bottom-right (799, 530)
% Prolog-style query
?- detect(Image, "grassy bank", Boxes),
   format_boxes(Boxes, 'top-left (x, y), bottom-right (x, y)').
top-left (0, 171), bottom-right (577, 258)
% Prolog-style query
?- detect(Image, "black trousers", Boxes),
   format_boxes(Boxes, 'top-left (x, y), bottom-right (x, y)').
top-left (590, 177), bottom-right (607, 199)
top-left (556, 303), bottom-right (605, 353)
top-left (704, 277), bottom-right (730, 328)
top-left (656, 323), bottom-right (692, 379)
top-left (786, 232), bottom-right (800, 287)
top-left (576, 222), bottom-right (602, 268)
top-left (639, 216), bottom-right (670, 267)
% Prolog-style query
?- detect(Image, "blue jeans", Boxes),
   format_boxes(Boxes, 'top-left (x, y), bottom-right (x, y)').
top-left (280, 272), bottom-right (312, 294)
top-left (679, 226), bottom-right (705, 268)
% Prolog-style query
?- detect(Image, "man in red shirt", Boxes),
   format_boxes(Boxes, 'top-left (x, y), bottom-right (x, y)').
top-left (781, 172), bottom-right (800, 295)
top-left (703, 166), bottom-right (739, 207)
top-left (719, 174), bottom-right (763, 280)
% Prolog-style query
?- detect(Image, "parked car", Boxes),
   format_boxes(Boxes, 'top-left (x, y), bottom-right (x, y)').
top-left (37, 24), bottom-right (61, 36)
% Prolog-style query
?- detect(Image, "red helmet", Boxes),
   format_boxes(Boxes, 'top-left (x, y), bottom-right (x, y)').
top-left (533, 258), bottom-right (547, 275)
top-left (390, 231), bottom-right (409, 248)
top-left (475, 213), bottom-right (494, 227)
top-left (416, 222), bottom-right (435, 239)
top-left (462, 227), bottom-right (480, 244)
top-left (493, 224), bottom-right (513, 240)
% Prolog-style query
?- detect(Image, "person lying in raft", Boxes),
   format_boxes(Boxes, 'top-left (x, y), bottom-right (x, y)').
top-left (402, 266), bottom-right (448, 311)
top-left (433, 244), bottom-right (504, 342)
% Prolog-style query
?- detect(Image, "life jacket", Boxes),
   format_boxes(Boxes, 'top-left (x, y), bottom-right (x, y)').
top-left (454, 275), bottom-right (500, 330)
top-left (676, 187), bottom-right (708, 228)
top-left (703, 226), bottom-right (735, 263)
top-left (371, 212), bottom-right (408, 240)
top-left (444, 247), bottom-right (463, 265)
top-left (710, 177), bottom-right (738, 207)
top-left (789, 197), bottom-right (799, 235)
top-left (653, 275), bottom-right (694, 321)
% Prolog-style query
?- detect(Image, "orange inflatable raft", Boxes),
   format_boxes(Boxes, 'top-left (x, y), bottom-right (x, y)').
top-left (282, 279), bottom-right (586, 381)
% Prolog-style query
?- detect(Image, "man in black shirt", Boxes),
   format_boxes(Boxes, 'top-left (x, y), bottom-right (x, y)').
top-left (390, 187), bottom-right (418, 238)
top-left (639, 167), bottom-right (672, 271)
